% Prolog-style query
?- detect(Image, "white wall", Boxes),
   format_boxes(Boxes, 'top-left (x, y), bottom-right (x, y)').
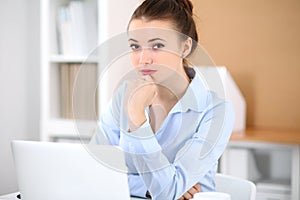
top-left (0, 0), bottom-right (40, 195)
top-left (98, 0), bottom-right (141, 113)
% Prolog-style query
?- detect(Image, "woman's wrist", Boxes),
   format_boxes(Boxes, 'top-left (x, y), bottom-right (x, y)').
top-left (128, 111), bottom-right (147, 132)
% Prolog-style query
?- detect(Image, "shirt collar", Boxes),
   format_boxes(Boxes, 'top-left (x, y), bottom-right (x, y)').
top-left (171, 68), bottom-right (210, 113)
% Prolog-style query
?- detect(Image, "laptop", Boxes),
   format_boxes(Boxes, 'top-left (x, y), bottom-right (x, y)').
top-left (11, 140), bottom-right (132, 200)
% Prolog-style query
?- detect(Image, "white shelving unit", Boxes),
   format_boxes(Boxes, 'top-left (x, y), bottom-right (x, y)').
top-left (40, 0), bottom-right (140, 142)
top-left (40, 0), bottom-right (98, 142)
top-left (220, 130), bottom-right (300, 200)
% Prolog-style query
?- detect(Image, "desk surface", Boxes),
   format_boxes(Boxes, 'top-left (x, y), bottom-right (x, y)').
top-left (0, 193), bottom-right (144, 200)
top-left (231, 128), bottom-right (300, 145)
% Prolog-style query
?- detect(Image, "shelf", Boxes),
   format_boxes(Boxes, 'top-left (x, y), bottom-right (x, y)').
top-left (41, 0), bottom-right (140, 142)
top-left (231, 128), bottom-right (300, 145)
top-left (256, 179), bottom-right (291, 200)
top-left (49, 54), bottom-right (98, 63)
top-left (256, 179), bottom-right (291, 193)
top-left (222, 128), bottom-right (300, 200)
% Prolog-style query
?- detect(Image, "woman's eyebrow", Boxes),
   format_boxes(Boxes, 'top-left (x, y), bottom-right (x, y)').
top-left (148, 38), bottom-right (166, 43)
top-left (128, 38), bottom-right (138, 42)
top-left (128, 38), bottom-right (166, 43)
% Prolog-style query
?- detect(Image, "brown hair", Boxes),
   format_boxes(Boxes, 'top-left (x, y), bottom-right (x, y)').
top-left (128, 0), bottom-right (198, 54)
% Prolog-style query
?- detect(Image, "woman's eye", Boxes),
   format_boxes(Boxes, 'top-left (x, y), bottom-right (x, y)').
top-left (152, 43), bottom-right (165, 50)
top-left (129, 44), bottom-right (140, 51)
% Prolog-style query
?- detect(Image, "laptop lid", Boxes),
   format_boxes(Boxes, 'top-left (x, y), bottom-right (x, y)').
top-left (11, 140), bottom-right (130, 200)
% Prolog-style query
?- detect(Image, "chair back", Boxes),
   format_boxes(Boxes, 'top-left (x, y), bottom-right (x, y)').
top-left (215, 173), bottom-right (256, 200)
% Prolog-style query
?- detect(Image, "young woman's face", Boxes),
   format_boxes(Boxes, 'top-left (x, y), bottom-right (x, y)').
top-left (127, 19), bottom-right (189, 83)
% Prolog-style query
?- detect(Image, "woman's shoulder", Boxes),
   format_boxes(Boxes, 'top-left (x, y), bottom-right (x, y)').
top-left (191, 68), bottom-right (234, 111)
top-left (111, 80), bottom-right (128, 102)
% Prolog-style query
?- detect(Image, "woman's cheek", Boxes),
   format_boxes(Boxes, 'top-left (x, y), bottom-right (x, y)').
top-left (130, 53), bottom-right (140, 68)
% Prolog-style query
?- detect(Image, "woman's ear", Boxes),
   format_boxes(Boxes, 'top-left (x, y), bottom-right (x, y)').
top-left (182, 37), bottom-right (193, 58)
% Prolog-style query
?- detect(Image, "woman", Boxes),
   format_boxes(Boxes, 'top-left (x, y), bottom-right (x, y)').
top-left (91, 0), bottom-right (234, 199)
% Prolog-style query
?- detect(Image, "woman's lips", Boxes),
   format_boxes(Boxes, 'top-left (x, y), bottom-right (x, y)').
top-left (140, 69), bottom-right (157, 76)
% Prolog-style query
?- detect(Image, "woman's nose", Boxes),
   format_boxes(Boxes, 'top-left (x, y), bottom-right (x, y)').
top-left (139, 48), bottom-right (153, 65)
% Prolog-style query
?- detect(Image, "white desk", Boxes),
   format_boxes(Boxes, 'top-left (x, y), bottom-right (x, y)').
top-left (0, 193), bottom-right (19, 200)
top-left (0, 192), bottom-right (144, 200)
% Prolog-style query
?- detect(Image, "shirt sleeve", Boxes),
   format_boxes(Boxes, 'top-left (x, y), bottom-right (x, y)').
top-left (119, 100), bottom-right (235, 200)
top-left (90, 82), bottom-right (125, 146)
top-left (128, 173), bottom-right (148, 198)
top-left (89, 83), bottom-right (150, 197)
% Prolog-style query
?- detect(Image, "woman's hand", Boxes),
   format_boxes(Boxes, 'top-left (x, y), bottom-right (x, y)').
top-left (124, 75), bottom-right (157, 131)
top-left (178, 183), bottom-right (200, 200)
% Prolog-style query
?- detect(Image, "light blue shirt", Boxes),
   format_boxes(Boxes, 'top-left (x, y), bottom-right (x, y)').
top-left (90, 68), bottom-right (235, 200)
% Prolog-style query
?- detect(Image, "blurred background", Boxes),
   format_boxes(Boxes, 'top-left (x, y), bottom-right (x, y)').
top-left (0, 0), bottom-right (40, 194)
top-left (0, 0), bottom-right (299, 199)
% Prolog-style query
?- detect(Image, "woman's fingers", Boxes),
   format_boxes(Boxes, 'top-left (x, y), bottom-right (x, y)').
top-left (141, 75), bottom-right (154, 82)
top-left (124, 76), bottom-right (158, 130)
top-left (126, 76), bottom-right (157, 107)
top-left (178, 183), bottom-right (201, 200)
top-left (193, 183), bottom-right (200, 192)
top-left (182, 191), bottom-right (193, 199)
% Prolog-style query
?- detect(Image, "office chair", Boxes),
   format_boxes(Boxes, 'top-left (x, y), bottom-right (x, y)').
top-left (215, 173), bottom-right (256, 200)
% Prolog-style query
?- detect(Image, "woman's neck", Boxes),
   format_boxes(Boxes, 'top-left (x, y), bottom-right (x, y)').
top-left (148, 66), bottom-right (191, 133)
top-left (153, 67), bottom-right (190, 106)
top-left (161, 68), bottom-right (189, 97)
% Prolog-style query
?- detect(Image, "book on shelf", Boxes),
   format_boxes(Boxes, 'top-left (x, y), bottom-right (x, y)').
top-left (57, 0), bottom-right (98, 56)
top-left (60, 63), bottom-right (71, 118)
top-left (60, 63), bottom-right (98, 120)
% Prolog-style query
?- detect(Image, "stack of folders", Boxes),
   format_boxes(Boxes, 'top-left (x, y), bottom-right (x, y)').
top-left (60, 63), bottom-right (98, 120)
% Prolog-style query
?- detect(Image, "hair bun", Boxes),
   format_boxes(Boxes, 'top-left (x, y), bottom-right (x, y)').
top-left (174, 0), bottom-right (193, 16)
